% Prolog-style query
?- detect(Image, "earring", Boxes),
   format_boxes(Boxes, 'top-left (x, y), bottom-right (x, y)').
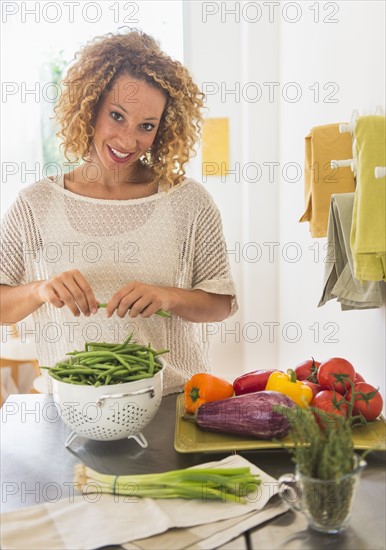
top-left (140, 148), bottom-right (152, 165)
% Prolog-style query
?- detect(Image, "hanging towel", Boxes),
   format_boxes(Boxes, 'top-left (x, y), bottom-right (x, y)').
top-left (318, 193), bottom-right (382, 310)
top-left (299, 123), bottom-right (355, 237)
top-left (350, 115), bottom-right (386, 281)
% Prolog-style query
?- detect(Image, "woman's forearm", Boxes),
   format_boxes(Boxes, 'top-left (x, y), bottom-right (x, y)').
top-left (0, 283), bottom-right (233, 324)
top-left (0, 283), bottom-right (45, 324)
top-left (168, 288), bottom-right (232, 323)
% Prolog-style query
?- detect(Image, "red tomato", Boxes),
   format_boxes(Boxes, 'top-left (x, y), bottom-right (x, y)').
top-left (317, 358), bottom-right (356, 394)
top-left (233, 369), bottom-right (278, 396)
top-left (346, 382), bottom-right (383, 421)
top-left (303, 380), bottom-right (322, 398)
top-left (354, 372), bottom-right (366, 384)
top-left (294, 358), bottom-right (321, 383)
top-left (312, 390), bottom-right (349, 422)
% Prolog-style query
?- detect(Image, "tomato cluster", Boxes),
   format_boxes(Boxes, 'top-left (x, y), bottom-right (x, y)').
top-left (294, 357), bottom-right (383, 422)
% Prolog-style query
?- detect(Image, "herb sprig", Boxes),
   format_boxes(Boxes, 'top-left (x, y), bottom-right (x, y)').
top-left (277, 406), bottom-right (355, 480)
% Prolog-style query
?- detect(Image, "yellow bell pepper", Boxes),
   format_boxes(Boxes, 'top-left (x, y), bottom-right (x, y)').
top-left (265, 369), bottom-right (313, 408)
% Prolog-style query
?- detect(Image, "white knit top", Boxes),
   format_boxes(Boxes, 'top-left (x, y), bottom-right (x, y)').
top-left (0, 174), bottom-right (238, 394)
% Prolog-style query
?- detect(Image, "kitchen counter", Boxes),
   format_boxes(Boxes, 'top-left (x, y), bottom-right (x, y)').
top-left (1, 394), bottom-right (385, 549)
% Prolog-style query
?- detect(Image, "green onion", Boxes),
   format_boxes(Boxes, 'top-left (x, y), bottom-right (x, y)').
top-left (74, 465), bottom-right (261, 503)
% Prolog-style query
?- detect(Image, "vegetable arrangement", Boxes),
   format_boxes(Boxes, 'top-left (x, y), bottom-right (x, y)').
top-left (74, 464), bottom-right (261, 503)
top-left (183, 356), bottom-right (384, 440)
top-left (41, 334), bottom-right (168, 387)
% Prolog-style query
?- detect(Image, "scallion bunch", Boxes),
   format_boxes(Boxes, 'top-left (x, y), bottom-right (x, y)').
top-left (74, 464), bottom-right (261, 503)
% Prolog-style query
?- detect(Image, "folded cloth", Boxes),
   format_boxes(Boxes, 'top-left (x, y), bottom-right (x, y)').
top-left (0, 455), bottom-right (288, 550)
top-left (350, 115), bottom-right (386, 282)
top-left (318, 193), bottom-right (382, 310)
top-left (299, 123), bottom-right (355, 238)
top-left (122, 498), bottom-right (285, 550)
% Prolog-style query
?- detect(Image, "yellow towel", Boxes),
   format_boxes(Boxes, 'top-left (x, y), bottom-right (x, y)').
top-left (350, 115), bottom-right (386, 281)
top-left (299, 123), bottom-right (355, 237)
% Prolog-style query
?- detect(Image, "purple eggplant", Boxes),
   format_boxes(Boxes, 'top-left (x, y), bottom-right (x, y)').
top-left (195, 391), bottom-right (296, 439)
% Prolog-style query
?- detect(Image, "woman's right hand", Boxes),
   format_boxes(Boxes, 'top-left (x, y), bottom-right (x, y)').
top-left (37, 269), bottom-right (98, 317)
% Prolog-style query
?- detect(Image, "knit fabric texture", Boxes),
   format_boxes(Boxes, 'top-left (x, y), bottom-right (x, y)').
top-left (0, 175), bottom-right (238, 394)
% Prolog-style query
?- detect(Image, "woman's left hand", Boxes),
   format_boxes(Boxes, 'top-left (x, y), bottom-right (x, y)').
top-left (105, 282), bottom-right (177, 318)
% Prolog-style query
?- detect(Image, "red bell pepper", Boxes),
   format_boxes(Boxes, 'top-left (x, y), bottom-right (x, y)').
top-left (233, 369), bottom-right (279, 396)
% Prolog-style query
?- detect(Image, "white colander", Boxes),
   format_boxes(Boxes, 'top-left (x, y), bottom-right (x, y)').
top-left (52, 363), bottom-right (164, 449)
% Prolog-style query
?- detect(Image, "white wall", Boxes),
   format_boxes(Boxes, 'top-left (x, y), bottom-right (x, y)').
top-left (183, 0), bottom-right (385, 402)
top-left (278, 1), bottom-right (386, 399)
top-left (183, 1), bottom-right (281, 379)
top-left (1, 1), bottom-right (183, 216)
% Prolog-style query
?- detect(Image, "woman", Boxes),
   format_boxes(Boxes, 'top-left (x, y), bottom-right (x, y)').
top-left (0, 29), bottom-right (238, 394)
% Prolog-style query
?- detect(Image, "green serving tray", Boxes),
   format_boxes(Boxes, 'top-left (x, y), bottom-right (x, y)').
top-left (174, 394), bottom-right (386, 454)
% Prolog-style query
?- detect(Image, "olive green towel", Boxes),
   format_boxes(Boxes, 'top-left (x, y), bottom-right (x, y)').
top-left (319, 193), bottom-right (382, 310)
top-left (350, 116), bottom-right (386, 281)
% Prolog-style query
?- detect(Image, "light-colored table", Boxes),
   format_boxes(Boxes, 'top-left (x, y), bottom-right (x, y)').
top-left (1, 394), bottom-right (385, 549)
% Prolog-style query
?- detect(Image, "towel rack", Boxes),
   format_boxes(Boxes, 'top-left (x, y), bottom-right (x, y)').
top-left (340, 106), bottom-right (385, 134)
top-left (331, 159), bottom-right (352, 168)
top-left (330, 159), bottom-right (356, 172)
top-left (375, 167), bottom-right (386, 179)
top-left (339, 110), bottom-right (360, 134)
top-left (332, 107), bottom-right (384, 176)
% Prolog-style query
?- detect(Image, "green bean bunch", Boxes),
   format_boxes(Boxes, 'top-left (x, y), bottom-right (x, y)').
top-left (41, 334), bottom-right (168, 387)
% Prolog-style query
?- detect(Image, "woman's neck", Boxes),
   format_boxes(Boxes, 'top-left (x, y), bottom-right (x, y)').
top-left (63, 161), bottom-right (158, 200)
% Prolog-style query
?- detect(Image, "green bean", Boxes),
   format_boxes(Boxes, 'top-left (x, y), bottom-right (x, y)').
top-left (63, 377), bottom-right (86, 385)
top-left (54, 368), bottom-right (97, 375)
top-left (86, 341), bottom-right (124, 348)
top-left (43, 332), bottom-right (167, 386)
top-left (54, 361), bottom-right (71, 368)
top-left (121, 334), bottom-right (134, 346)
top-left (97, 304), bottom-right (171, 318)
top-left (119, 344), bottom-right (151, 353)
top-left (100, 365), bottom-right (124, 375)
top-left (154, 349), bottom-right (169, 356)
top-left (155, 310), bottom-right (171, 318)
top-left (67, 351), bottom-right (116, 358)
top-left (84, 363), bottom-right (116, 369)
top-left (79, 358), bottom-right (111, 366)
top-left (109, 369), bottom-right (128, 377)
top-left (148, 353), bottom-right (155, 376)
top-left (122, 366), bottom-right (148, 375)
top-left (46, 371), bottom-right (63, 382)
top-left (113, 355), bottom-right (133, 369)
top-left (127, 355), bottom-right (153, 366)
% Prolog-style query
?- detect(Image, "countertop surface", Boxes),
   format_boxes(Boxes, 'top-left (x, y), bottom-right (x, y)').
top-left (1, 394), bottom-right (385, 549)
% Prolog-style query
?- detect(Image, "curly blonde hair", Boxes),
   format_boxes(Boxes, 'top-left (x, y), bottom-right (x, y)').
top-left (55, 29), bottom-right (205, 187)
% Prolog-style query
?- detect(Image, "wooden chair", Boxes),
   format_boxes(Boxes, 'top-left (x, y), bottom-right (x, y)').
top-left (0, 324), bottom-right (40, 406)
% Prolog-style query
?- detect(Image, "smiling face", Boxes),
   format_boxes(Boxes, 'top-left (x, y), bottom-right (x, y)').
top-left (89, 73), bottom-right (167, 178)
